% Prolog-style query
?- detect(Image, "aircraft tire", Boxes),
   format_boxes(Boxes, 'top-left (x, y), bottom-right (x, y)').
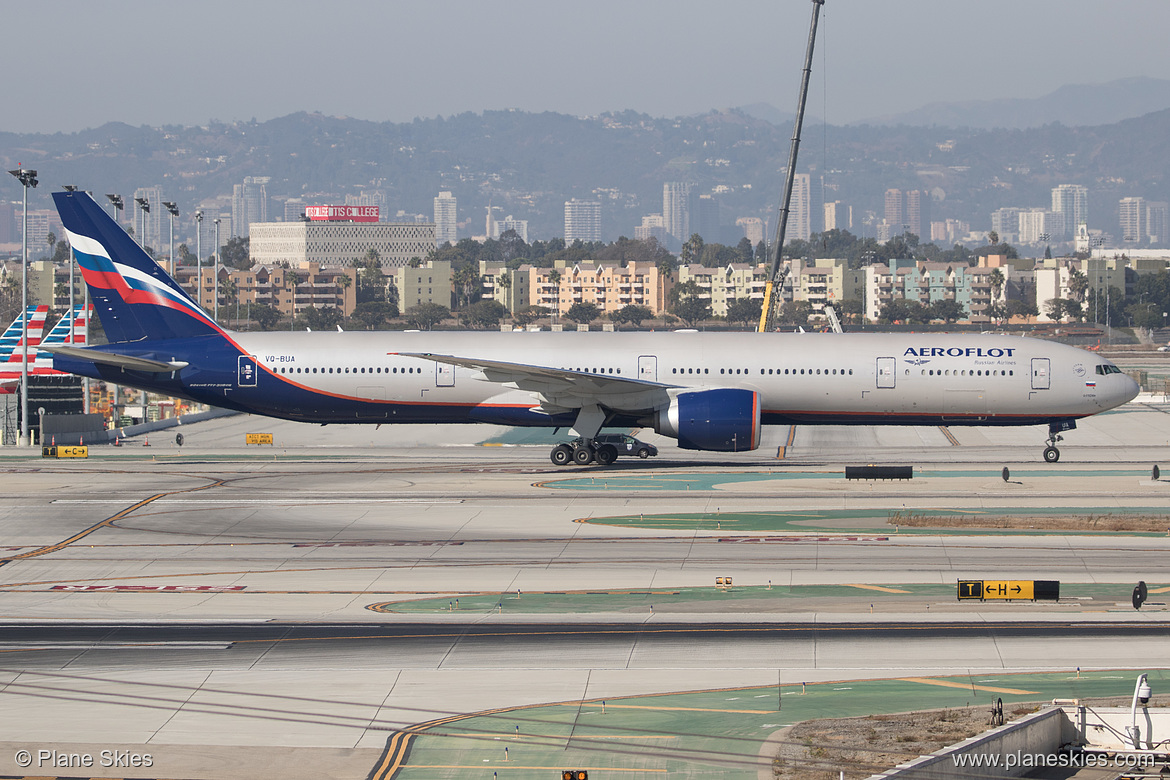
top-left (1043, 446), bottom-right (1060, 463)
top-left (595, 444), bottom-right (618, 466)
top-left (572, 446), bottom-right (595, 466)
top-left (550, 444), bottom-right (573, 466)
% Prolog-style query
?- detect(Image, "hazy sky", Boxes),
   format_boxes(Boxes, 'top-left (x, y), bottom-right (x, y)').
top-left (3, 0), bottom-right (1169, 134)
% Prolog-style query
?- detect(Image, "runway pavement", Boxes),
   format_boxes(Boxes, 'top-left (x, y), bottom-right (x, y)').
top-left (1, 400), bottom-right (1170, 778)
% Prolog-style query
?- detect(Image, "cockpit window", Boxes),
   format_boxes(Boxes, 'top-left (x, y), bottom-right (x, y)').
top-left (1095, 364), bottom-right (1123, 375)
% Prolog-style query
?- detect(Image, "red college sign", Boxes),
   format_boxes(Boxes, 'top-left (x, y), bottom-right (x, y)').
top-left (305, 205), bottom-right (379, 222)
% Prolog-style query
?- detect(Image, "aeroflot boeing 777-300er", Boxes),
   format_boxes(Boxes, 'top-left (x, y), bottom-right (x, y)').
top-left (47, 190), bottom-right (1138, 464)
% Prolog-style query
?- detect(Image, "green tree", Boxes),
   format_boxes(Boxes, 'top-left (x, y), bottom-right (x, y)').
top-left (989, 268), bottom-right (1005, 302)
top-left (609, 304), bottom-right (652, 328)
top-left (725, 297), bottom-right (762, 329)
top-left (880, 298), bottom-right (927, 325)
top-left (46, 231), bottom-right (57, 262)
top-left (301, 305), bottom-right (343, 331)
top-left (564, 302), bottom-right (600, 325)
top-left (221, 236), bottom-right (251, 270)
top-left (404, 302), bottom-right (449, 330)
top-left (736, 236), bottom-right (755, 263)
top-left (453, 264), bottom-right (483, 308)
top-left (838, 298), bottom-right (864, 325)
top-left (356, 256), bottom-right (388, 303)
top-left (512, 305), bottom-right (547, 328)
top-left (680, 233), bottom-right (705, 264)
top-left (1006, 299), bottom-right (1039, 320)
top-left (927, 298), bottom-right (966, 324)
top-left (1067, 269), bottom-right (1089, 303)
top-left (986, 302), bottom-right (1007, 324)
top-left (1044, 298), bottom-right (1070, 322)
top-left (249, 303), bottom-right (282, 331)
top-left (349, 300), bottom-right (397, 330)
top-left (777, 300), bottom-right (813, 328)
top-left (670, 280), bottom-right (710, 327)
top-left (462, 298), bottom-right (508, 329)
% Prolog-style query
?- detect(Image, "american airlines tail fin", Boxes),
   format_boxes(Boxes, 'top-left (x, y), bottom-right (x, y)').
top-left (33, 304), bottom-right (91, 370)
top-left (53, 190), bottom-right (223, 344)
top-left (0, 305), bottom-right (48, 364)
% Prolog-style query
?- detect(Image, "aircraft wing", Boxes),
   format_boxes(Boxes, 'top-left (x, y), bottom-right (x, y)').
top-left (42, 345), bottom-right (189, 374)
top-left (397, 351), bottom-right (674, 411)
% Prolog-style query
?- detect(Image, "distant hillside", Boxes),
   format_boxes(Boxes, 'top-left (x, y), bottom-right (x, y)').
top-left (2, 105), bottom-right (1169, 244)
top-left (860, 77), bottom-right (1170, 130)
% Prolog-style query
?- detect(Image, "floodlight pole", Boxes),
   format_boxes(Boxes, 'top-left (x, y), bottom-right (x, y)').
top-left (194, 211), bottom-right (203, 309)
top-left (163, 202), bottom-right (178, 274)
top-left (9, 167), bottom-right (38, 446)
top-left (213, 218), bottom-right (221, 321)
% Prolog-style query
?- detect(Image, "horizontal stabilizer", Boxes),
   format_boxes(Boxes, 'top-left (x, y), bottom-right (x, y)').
top-left (41, 344), bottom-right (189, 373)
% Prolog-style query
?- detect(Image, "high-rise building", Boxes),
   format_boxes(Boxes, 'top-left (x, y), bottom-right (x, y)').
top-left (662, 182), bottom-right (693, 244)
top-left (133, 186), bottom-right (165, 250)
top-left (433, 191), bottom-right (457, 247)
top-left (790, 174), bottom-right (815, 241)
top-left (231, 177), bottom-right (269, 239)
top-left (345, 189), bottom-right (387, 219)
top-left (883, 189), bottom-right (904, 233)
top-left (635, 214), bottom-right (667, 243)
top-left (564, 199), bottom-right (601, 243)
top-left (823, 201), bottom-right (852, 232)
top-left (1051, 184), bottom-right (1089, 239)
top-left (1147, 202), bottom-right (1169, 246)
top-left (990, 207), bottom-right (1022, 243)
top-left (735, 217), bottom-right (765, 247)
top-left (1119, 197), bottom-right (1147, 245)
top-left (1018, 209), bottom-right (1065, 245)
top-left (692, 194), bottom-right (720, 242)
top-left (497, 215), bottom-right (529, 243)
top-left (283, 198), bottom-right (307, 222)
top-left (904, 190), bottom-right (931, 241)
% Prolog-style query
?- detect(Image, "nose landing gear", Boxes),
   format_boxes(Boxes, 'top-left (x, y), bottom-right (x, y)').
top-left (1042, 420), bottom-right (1077, 463)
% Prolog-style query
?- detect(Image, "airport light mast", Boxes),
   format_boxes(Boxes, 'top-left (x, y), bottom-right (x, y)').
top-left (758, 0), bottom-right (825, 333)
top-left (8, 166), bottom-right (37, 446)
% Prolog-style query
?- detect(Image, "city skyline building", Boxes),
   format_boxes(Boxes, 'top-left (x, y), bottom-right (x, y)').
top-left (433, 191), bottom-right (457, 247)
top-left (1051, 184), bottom-right (1089, 239)
top-left (662, 182), bottom-right (693, 245)
top-left (1119, 197), bottom-right (1146, 246)
top-left (133, 186), bottom-right (165, 250)
top-left (564, 199), bottom-right (601, 243)
top-left (231, 177), bottom-right (268, 239)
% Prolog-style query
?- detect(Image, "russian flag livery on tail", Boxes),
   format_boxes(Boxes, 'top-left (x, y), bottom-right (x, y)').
top-left (50, 189), bottom-right (1138, 465)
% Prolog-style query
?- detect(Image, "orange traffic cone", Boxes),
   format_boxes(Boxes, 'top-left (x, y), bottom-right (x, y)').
top-left (143, 437), bottom-right (150, 447)
top-left (51, 435), bottom-right (55, 446)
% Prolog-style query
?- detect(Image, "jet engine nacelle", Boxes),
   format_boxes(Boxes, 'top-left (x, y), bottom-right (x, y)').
top-left (653, 388), bottom-right (761, 452)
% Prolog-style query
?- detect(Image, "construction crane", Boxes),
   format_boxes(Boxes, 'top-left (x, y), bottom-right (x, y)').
top-left (758, 0), bottom-right (825, 333)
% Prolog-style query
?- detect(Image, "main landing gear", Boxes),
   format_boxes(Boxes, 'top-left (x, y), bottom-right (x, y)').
top-left (549, 439), bottom-right (618, 467)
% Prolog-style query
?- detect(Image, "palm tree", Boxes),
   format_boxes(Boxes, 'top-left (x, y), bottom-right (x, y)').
top-left (989, 268), bottom-right (1005, 303)
top-left (46, 231), bottom-right (57, 262)
top-left (1067, 269), bottom-right (1088, 303)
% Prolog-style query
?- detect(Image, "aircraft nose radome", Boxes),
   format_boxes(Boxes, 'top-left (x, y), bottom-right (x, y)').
top-left (1123, 374), bottom-right (1141, 403)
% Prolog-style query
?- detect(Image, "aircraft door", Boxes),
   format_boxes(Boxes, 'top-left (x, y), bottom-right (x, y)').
top-left (1031, 358), bottom-right (1050, 390)
top-left (638, 355), bottom-right (657, 382)
top-left (436, 363), bottom-right (455, 387)
top-left (237, 355), bottom-right (258, 387)
top-left (876, 357), bottom-right (896, 389)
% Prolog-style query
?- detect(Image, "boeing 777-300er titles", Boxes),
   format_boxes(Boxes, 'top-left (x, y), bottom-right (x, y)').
top-left (47, 190), bottom-right (1138, 465)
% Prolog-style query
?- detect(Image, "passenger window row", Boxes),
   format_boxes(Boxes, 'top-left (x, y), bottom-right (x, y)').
top-left (275, 366), bottom-right (422, 375)
top-left (918, 369), bottom-right (1013, 377)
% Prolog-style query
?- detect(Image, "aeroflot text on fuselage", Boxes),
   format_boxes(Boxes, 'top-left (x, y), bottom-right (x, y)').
top-left (904, 347), bottom-right (1017, 358)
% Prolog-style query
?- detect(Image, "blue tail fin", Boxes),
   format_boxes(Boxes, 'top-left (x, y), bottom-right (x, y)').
top-left (53, 191), bottom-right (222, 344)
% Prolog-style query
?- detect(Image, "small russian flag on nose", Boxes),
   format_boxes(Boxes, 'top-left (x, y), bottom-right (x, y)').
top-left (1085, 381), bottom-right (1096, 387)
